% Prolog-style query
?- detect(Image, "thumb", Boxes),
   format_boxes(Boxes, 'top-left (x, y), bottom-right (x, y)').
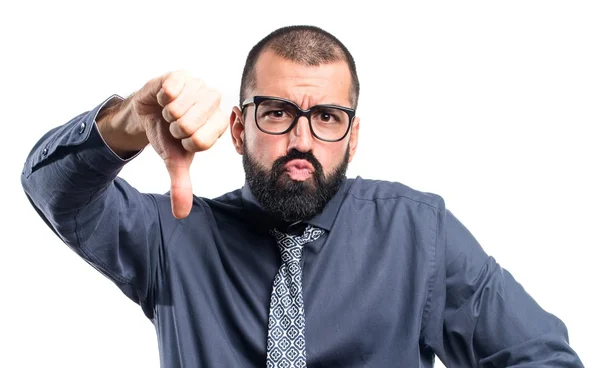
top-left (165, 158), bottom-right (193, 219)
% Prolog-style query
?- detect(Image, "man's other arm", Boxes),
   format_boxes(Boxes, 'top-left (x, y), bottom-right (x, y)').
top-left (420, 202), bottom-right (584, 367)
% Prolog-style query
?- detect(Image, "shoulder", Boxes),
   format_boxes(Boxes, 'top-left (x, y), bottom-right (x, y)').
top-left (148, 188), bottom-right (244, 228)
top-left (344, 176), bottom-right (446, 212)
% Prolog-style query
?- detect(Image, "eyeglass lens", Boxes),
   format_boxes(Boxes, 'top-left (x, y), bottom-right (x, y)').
top-left (256, 99), bottom-right (350, 140)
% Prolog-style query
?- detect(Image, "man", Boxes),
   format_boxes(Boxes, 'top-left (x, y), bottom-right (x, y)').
top-left (21, 25), bottom-right (583, 367)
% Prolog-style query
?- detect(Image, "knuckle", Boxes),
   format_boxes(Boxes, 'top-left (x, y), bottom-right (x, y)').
top-left (191, 77), bottom-right (205, 89)
top-left (168, 122), bottom-right (181, 138)
top-left (192, 133), bottom-right (213, 151)
top-left (218, 123), bottom-right (228, 138)
top-left (165, 103), bottom-right (182, 121)
top-left (162, 71), bottom-right (185, 96)
top-left (196, 88), bottom-right (221, 113)
top-left (162, 107), bottom-right (173, 123)
top-left (174, 117), bottom-right (195, 137)
top-left (208, 88), bottom-right (222, 106)
top-left (162, 81), bottom-right (178, 99)
top-left (191, 95), bottom-right (212, 117)
top-left (169, 70), bottom-right (187, 80)
top-left (220, 118), bottom-right (229, 132)
top-left (216, 110), bottom-right (229, 129)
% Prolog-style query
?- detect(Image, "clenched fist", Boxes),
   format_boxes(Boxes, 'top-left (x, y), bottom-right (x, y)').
top-left (98, 70), bottom-right (229, 219)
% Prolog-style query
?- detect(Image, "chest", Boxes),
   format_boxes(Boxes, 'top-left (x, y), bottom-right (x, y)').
top-left (156, 212), bottom-right (433, 366)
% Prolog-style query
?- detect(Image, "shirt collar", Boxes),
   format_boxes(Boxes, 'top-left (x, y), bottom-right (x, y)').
top-left (241, 178), bottom-right (349, 233)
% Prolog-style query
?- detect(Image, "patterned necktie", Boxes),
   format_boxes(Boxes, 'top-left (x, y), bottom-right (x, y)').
top-left (266, 224), bottom-right (324, 368)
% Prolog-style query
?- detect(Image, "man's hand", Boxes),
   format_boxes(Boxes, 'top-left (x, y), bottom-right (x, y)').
top-left (138, 71), bottom-right (228, 219)
top-left (101, 70), bottom-right (228, 219)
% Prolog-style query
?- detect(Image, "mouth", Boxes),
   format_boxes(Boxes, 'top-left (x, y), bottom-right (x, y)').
top-left (283, 159), bottom-right (315, 181)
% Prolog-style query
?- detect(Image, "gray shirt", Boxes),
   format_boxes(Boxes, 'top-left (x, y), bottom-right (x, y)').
top-left (21, 95), bottom-right (583, 367)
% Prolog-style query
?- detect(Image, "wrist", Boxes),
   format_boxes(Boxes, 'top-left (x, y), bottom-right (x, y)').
top-left (97, 96), bottom-right (149, 157)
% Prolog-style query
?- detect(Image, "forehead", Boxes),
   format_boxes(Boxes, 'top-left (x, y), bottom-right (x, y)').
top-left (253, 50), bottom-right (353, 106)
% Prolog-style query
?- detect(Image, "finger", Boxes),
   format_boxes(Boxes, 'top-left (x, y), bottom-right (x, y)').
top-left (169, 88), bottom-right (221, 139)
top-left (161, 78), bottom-right (205, 123)
top-left (164, 158), bottom-right (193, 219)
top-left (181, 108), bottom-right (229, 152)
top-left (156, 70), bottom-right (190, 108)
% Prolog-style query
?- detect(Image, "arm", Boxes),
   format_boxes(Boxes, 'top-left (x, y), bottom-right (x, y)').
top-left (421, 204), bottom-right (584, 367)
top-left (21, 71), bottom-right (228, 318)
top-left (21, 95), bottom-right (163, 318)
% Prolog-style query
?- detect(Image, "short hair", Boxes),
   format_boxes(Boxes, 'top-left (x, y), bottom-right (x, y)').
top-left (239, 25), bottom-right (360, 109)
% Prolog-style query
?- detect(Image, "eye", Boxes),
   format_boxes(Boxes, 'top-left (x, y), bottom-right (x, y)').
top-left (313, 108), bottom-right (343, 124)
top-left (257, 100), bottom-right (296, 121)
top-left (319, 112), bottom-right (334, 122)
top-left (267, 110), bottom-right (286, 118)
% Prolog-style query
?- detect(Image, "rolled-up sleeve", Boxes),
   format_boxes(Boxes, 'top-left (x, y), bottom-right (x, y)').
top-left (422, 203), bottom-right (584, 367)
top-left (21, 95), bottom-right (164, 319)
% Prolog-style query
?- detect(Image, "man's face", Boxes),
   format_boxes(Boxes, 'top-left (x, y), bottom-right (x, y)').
top-left (231, 50), bottom-right (360, 222)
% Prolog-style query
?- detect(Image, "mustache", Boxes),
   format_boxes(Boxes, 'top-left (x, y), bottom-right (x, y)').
top-left (271, 149), bottom-right (323, 176)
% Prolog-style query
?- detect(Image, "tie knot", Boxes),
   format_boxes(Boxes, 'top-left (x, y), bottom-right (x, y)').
top-left (270, 224), bottom-right (324, 262)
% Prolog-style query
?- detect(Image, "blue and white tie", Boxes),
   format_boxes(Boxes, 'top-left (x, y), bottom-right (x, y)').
top-left (266, 224), bottom-right (324, 368)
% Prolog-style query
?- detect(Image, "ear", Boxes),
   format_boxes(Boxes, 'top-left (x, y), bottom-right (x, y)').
top-left (347, 116), bottom-right (360, 163)
top-left (230, 106), bottom-right (245, 155)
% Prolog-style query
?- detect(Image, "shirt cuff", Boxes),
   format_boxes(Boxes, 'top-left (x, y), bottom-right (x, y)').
top-left (24, 94), bottom-right (144, 178)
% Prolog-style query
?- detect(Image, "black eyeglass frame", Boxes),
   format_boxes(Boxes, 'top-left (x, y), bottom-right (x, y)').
top-left (241, 95), bottom-right (356, 142)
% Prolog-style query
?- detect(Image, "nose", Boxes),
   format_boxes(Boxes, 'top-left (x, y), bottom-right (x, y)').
top-left (287, 116), bottom-right (313, 153)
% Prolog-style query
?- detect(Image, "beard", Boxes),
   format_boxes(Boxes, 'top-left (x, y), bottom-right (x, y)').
top-left (243, 141), bottom-right (350, 223)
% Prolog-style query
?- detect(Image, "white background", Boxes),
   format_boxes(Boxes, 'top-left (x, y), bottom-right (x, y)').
top-left (1, 1), bottom-right (598, 367)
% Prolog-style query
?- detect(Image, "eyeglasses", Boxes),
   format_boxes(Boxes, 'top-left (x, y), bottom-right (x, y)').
top-left (241, 96), bottom-right (356, 142)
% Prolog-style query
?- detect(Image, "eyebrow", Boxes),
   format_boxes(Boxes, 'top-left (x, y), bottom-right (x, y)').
top-left (284, 97), bottom-right (351, 109)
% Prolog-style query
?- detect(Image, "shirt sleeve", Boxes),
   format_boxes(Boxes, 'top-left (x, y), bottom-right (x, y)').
top-left (421, 201), bottom-right (584, 367)
top-left (20, 95), bottom-right (164, 319)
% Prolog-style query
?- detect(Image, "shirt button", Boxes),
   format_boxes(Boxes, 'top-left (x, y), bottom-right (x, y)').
top-left (42, 148), bottom-right (48, 155)
top-left (79, 122), bottom-right (86, 134)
